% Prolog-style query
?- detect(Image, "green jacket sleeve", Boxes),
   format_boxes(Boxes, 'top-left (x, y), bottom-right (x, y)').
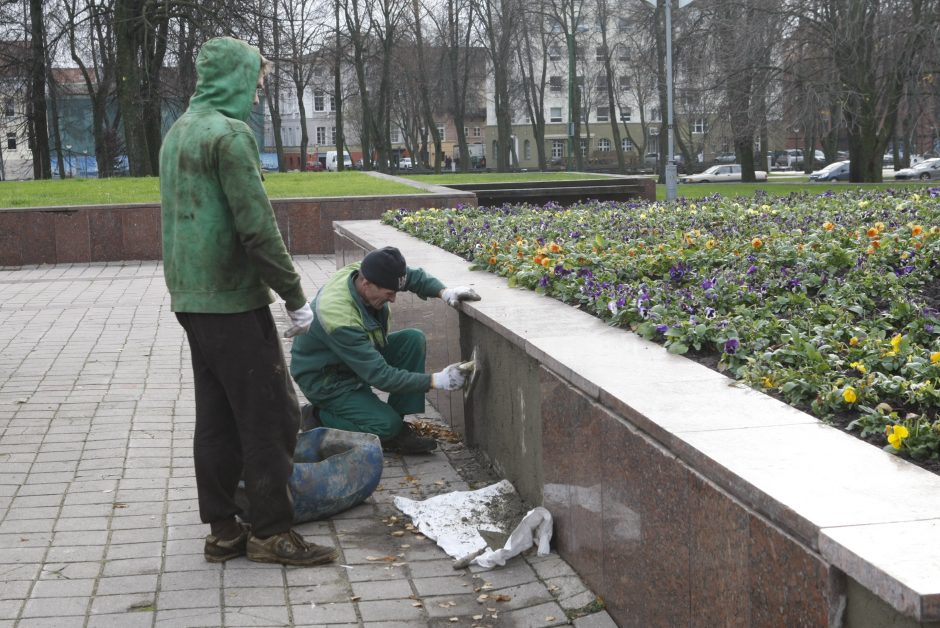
top-left (403, 267), bottom-right (446, 299)
top-left (218, 130), bottom-right (307, 311)
top-left (317, 322), bottom-right (433, 394)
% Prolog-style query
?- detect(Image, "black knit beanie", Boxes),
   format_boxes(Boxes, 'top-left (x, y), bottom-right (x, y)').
top-left (360, 246), bottom-right (407, 291)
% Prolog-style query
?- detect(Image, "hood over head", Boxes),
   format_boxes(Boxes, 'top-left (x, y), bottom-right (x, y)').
top-left (188, 37), bottom-right (263, 121)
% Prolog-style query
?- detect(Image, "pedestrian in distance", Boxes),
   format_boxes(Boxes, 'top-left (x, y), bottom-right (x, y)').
top-left (159, 36), bottom-right (338, 567)
top-left (289, 246), bottom-right (481, 455)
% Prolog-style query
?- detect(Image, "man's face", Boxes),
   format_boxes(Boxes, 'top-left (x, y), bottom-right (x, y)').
top-left (359, 278), bottom-right (397, 309)
top-left (254, 71), bottom-right (265, 106)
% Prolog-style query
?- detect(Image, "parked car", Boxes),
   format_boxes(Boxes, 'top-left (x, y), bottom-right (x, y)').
top-left (776, 149), bottom-right (825, 169)
top-left (680, 164), bottom-right (768, 183)
top-left (398, 157), bottom-right (413, 169)
top-left (714, 152), bottom-right (737, 164)
top-left (809, 160), bottom-right (850, 182)
top-left (305, 160), bottom-right (324, 172)
top-left (894, 158), bottom-right (940, 180)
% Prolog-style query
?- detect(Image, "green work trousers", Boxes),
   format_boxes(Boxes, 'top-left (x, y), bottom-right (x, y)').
top-left (319, 328), bottom-right (427, 440)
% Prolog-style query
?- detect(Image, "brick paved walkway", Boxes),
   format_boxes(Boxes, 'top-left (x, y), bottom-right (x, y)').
top-left (0, 256), bottom-right (614, 628)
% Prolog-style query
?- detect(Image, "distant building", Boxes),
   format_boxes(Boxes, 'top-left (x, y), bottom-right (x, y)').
top-left (0, 41), bottom-right (34, 180)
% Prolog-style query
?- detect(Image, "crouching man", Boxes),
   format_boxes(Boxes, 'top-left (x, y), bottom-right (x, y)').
top-left (290, 246), bottom-right (480, 454)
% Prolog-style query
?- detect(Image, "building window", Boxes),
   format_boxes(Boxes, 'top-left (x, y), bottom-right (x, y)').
top-left (472, 127), bottom-right (481, 138)
top-left (617, 47), bottom-right (629, 63)
top-left (649, 126), bottom-right (660, 136)
top-left (597, 107), bottom-right (609, 122)
top-left (7, 133), bottom-right (15, 150)
top-left (575, 16), bottom-right (588, 32)
top-left (545, 17), bottom-right (562, 33)
top-left (550, 107), bottom-right (563, 123)
top-left (693, 118), bottom-right (707, 134)
top-left (316, 126), bottom-right (326, 144)
top-left (595, 46), bottom-right (606, 62)
top-left (548, 45), bottom-right (562, 62)
top-left (595, 74), bottom-right (608, 93)
top-left (329, 94), bottom-right (336, 111)
top-left (617, 17), bottom-right (629, 33)
top-left (331, 126), bottom-right (337, 144)
top-left (622, 138), bottom-right (634, 152)
top-left (619, 76), bottom-right (632, 92)
top-left (314, 93), bottom-right (325, 111)
top-left (620, 107), bottom-right (632, 123)
top-left (650, 107), bottom-right (661, 121)
top-left (580, 139), bottom-right (588, 156)
top-left (437, 124), bottom-right (446, 141)
top-left (549, 76), bottom-right (563, 93)
top-left (391, 128), bottom-right (401, 143)
top-left (551, 140), bottom-right (564, 158)
top-left (598, 138), bottom-right (611, 152)
top-left (3, 98), bottom-right (12, 117)
top-left (524, 139), bottom-right (531, 160)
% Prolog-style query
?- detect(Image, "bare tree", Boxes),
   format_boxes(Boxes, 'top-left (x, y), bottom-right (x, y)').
top-left (790, 0), bottom-right (938, 181)
top-left (541, 0), bottom-right (587, 170)
top-left (476, 0), bottom-right (521, 171)
top-left (342, 0), bottom-right (407, 171)
top-left (431, 0), bottom-right (479, 171)
top-left (279, 0), bottom-right (322, 171)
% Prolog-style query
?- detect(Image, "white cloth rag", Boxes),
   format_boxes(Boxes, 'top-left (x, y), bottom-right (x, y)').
top-left (471, 506), bottom-right (553, 569)
top-left (394, 479), bottom-right (553, 570)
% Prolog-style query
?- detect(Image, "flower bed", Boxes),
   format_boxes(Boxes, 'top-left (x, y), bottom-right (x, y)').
top-left (384, 188), bottom-right (940, 471)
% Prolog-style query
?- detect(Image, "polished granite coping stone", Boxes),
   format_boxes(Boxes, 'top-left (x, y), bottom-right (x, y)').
top-left (335, 220), bottom-right (940, 622)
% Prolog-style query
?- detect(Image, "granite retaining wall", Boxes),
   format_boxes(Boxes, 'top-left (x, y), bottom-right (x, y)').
top-left (0, 191), bottom-right (474, 267)
top-left (335, 219), bottom-right (940, 628)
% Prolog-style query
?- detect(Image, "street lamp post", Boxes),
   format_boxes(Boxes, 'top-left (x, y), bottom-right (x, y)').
top-left (643, 0), bottom-right (693, 203)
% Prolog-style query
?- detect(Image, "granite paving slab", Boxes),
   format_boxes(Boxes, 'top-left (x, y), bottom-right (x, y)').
top-left (0, 257), bottom-right (608, 627)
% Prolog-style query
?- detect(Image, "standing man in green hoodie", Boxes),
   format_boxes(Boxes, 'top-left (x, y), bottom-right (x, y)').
top-left (160, 37), bottom-right (337, 567)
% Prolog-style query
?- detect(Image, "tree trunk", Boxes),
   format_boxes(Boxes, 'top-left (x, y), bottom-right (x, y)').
top-left (28, 0), bottom-right (51, 179)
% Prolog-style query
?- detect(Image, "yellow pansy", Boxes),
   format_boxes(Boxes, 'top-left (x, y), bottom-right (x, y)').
top-left (842, 386), bottom-right (857, 404)
top-left (849, 336), bottom-right (859, 346)
top-left (931, 352), bottom-right (940, 364)
top-left (888, 334), bottom-right (903, 355)
top-left (885, 424), bottom-right (909, 450)
top-left (849, 361), bottom-right (867, 375)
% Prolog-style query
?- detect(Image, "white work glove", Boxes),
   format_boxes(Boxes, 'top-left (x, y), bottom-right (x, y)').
top-left (431, 363), bottom-right (468, 391)
top-left (440, 286), bottom-right (481, 308)
top-left (283, 303), bottom-right (313, 338)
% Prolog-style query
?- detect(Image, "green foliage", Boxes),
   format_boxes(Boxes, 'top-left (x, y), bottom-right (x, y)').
top-left (384, 187), bottom-right (940, 463)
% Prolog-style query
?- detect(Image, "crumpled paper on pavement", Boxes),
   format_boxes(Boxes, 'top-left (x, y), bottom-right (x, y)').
top-left (393, 479), bottom-right (553, 570)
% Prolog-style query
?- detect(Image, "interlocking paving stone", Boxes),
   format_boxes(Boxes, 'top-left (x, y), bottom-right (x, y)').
top-left (572, 611), bottom-right (620, 628)
top-left (351, 578), bottom-right (414, 600)
top-left (0, 258), bottom-right (609, 627)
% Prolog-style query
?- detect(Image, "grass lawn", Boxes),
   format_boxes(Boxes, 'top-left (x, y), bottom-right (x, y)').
top-left (2, 169), bottom-right (936, 208)
top-left (0, 171), bottom-right (425, 209)
top-left (403, 172), bottom-right (612, 185)
top-left (664, 180), bottom-right (938, 201)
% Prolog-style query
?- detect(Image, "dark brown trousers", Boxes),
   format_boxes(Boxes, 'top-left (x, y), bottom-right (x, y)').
top-left (176, 307), bottom-right (299, 538)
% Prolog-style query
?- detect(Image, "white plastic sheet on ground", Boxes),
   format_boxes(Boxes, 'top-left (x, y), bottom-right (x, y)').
top-left (393, 479), bottom-right (553, 570)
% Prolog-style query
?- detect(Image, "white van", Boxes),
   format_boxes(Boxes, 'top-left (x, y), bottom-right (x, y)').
top-left (325, 150), bottom-right (352, 171)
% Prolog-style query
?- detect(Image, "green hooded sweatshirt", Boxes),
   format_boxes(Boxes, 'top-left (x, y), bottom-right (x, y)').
top-left (160, 37), bottom-right (305, 314)
top-left (290, 263), bottom-right (445, 403)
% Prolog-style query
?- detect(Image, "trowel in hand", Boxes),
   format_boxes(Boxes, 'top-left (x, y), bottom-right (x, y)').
top-left (457, 347), bottom-right (480, 401)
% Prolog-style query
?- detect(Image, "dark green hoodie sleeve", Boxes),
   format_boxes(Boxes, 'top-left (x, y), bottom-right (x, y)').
top-left (218, 131), bottom-right (307, 311)
top-left (403, 267), bottom-right (445, 298)
top-left (317, 322), bottom-right (433, 394)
